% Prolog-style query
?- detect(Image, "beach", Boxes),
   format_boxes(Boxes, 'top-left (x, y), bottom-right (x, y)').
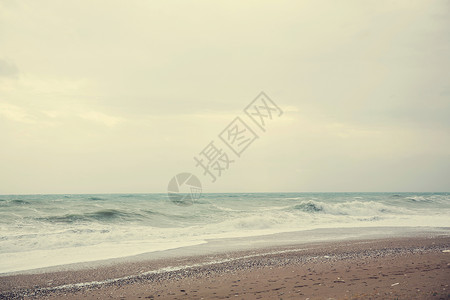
top-left (1, 234), bottom-right (449, 299)
top-left (1, 193), bottom-right (449, 299)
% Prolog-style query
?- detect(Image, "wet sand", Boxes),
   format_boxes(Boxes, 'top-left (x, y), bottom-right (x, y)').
top-left (1, 236), bottom-right (449, 299)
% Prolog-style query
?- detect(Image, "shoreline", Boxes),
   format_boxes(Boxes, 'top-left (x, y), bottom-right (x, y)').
top-left (3, 226), bottom-right (448, 276)
top-left (1, 231), bottom-right (449, 299)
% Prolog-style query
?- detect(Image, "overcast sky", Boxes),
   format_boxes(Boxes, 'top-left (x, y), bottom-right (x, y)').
top-left (0, 0), bottom-right (449, 194)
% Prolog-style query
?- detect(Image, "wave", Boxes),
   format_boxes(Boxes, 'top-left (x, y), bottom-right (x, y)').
top-left (357, 216), bottom-right (382, 221)
top-left (0, 199), bottom-right (32, 206)
top-left (38, 209), bottom-right (142, 223)
top-left (1, 228), bottom-right (112, 241)
top-left (292, 201), bottom-right (323, 213)
top-left (221, 214), bottom-right (285, 230)
top-left (142, 209), bottom-right (192, 220)
top-left (12, 199), bottom-right (31, 205)
top-left (406, 196), bottom-right (433, 203)
top-left (289, 200), bottom-right (397, 216)
top-left (36, 208), bottom-right (194, 225)
top-left (88, 196), bottom-right (105, 201)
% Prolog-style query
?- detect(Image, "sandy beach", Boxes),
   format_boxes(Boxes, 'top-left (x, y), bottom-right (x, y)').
top-left (1, 235), bottom-right (449, 300)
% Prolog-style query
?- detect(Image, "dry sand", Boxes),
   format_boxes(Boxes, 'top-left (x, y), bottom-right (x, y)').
top-left (1, 236), bottom-right (449, 299)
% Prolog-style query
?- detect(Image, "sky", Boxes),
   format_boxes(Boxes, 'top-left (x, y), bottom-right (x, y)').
top-left (0, 0), bottom-right (449, 194)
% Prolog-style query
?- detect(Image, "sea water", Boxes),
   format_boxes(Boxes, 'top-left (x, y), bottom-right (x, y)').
top-left (1, 192), bottom-right (449, 273)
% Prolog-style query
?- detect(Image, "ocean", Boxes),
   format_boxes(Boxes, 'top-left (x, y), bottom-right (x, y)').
top-left (1, 192), bottom-right (449, 273)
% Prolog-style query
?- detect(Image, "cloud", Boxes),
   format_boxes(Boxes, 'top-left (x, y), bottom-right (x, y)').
top-left (0, 59), bottom-right (18, 78)
top-left (0, 102), bottom-right (33, 123)
top-left (79, 111), bottom-right (124, 127)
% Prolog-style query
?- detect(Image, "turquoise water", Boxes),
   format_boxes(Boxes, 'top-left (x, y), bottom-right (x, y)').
top-left (1, 192), bottom-right (449, 273)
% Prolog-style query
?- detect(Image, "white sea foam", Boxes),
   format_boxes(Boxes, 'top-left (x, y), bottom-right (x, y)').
top-left (0, 239), bottom-right (207, 273)
top-left (1, 192), bottom-right (449, 273)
